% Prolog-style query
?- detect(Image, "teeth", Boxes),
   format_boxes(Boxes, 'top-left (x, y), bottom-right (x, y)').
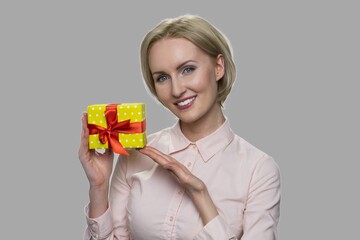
top-left (177, 97), bottom-right (195, 106)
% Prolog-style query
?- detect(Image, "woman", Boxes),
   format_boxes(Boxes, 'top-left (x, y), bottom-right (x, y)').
top-left (79, 14), bottom-right (281, 240)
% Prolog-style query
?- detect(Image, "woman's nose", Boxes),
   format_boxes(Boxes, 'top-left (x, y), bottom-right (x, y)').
top-left (171, 78), bottom-right (186, 97)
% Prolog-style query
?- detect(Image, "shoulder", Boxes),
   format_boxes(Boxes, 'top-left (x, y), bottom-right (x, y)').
top-left (224, 133), bottom-right (281, 196)
top-left (230, 132), bottom-right (280, 175)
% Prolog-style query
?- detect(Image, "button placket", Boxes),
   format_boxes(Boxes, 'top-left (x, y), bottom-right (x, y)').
top-left (163, 186), bottom-right (186, 238)
top-left (162, 144), bottom-right (199, 239)
top-left (185, 145), bottom-right (197, 171)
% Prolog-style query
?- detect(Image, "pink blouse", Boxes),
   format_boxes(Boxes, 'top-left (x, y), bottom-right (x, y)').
top-left (83, 118), bottom-right (281, 239)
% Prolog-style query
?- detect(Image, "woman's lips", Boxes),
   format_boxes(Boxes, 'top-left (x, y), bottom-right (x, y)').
top-left (175, 96), bottom-right (196, 110)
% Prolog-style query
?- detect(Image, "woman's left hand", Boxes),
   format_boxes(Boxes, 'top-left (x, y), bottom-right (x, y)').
top-left (138, 146), bottom-right (219, 224)
top-left (138, 146), bottom-right (206, 194)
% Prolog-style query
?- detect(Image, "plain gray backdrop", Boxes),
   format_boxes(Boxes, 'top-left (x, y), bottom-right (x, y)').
top-left (1, 1), bottom-right (359, 239)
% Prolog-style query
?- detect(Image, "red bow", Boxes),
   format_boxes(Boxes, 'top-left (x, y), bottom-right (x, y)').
top-left (88, 104), bottom-right (145, 155)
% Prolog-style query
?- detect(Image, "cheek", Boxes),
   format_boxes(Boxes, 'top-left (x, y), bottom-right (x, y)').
top-left (154, 85), bottom-right (170, 102)
top-left (192, 72), bottom-right (217, 91)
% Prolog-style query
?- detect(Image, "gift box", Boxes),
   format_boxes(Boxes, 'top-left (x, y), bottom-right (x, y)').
top-left (87, 103), bottom-right (147, 155)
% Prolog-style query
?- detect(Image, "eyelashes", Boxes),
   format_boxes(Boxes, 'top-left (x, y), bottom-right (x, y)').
top-left (154, 66), bottom-right (196, 83)
top-left (182, 66), bottom-right (195, 74)
top-left (156, 75), bottom-right (169, 83)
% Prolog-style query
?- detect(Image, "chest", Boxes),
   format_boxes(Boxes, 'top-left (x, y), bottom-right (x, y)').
top-left (126, 156), bottom-right (248, 239)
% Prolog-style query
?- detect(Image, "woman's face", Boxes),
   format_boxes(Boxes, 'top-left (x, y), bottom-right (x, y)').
top-left (148, 37), bottom-right (224, 125)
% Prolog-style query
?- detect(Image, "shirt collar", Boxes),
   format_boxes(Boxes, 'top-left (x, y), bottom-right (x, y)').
top-left (168, 117), bottom-right (234, 162)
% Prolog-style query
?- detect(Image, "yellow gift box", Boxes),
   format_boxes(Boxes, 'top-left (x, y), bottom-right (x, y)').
top-left (87, 103), bottom-right (147, 155)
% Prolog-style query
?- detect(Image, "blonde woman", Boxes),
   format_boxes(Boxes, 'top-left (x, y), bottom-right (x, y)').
top-left (79, 15), bottom-right (281, 240)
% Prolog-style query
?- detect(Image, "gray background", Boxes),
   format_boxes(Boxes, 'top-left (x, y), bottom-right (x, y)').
top-left (0, 0), bottom-right (358, 239)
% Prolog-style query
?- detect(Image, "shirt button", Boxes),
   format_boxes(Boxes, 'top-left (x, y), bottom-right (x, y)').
top-left (187, 162), bottom-right (192, 167)
top-left (169, 216), bottom-right (174, 222)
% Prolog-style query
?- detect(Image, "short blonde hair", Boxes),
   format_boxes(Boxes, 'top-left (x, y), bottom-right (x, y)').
top-left (140, 15), bottom-right (236, 105)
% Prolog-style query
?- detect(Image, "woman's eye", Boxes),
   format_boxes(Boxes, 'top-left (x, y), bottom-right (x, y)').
top-left (183, 66), bottom-right (195, 74)
top-left (156, 75), bottom-right (169, 82)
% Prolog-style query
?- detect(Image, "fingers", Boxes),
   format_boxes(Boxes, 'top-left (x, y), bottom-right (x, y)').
top-left (139, 146), bottom-right (191, 176)
top-left (139, 146), bottom-right (170, 166)
top-left (139, 146), bottom-right (205, 192)
top-left (82, 112), bottom-right (89, 137)
top-left (80, 113), bottom-right (89, 146)
top-left (79, 112), bottom-right (91, 161)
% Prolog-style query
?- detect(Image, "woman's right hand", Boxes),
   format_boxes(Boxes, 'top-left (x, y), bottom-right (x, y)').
top-left (78, 112), bottom-right (114, 189)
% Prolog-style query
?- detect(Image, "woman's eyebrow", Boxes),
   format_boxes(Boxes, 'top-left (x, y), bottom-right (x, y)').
top-left (152, 60), bottom-right (197, 76)
top-left (175, 60), bottom-right (196, 71)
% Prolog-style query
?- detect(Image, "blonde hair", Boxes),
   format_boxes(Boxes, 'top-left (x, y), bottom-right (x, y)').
top-left (140, 15), bottom-right (236, 105)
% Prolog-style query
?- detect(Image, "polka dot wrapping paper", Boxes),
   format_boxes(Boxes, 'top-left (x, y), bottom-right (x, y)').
top-left (87, 103), bottom-right (147, 155)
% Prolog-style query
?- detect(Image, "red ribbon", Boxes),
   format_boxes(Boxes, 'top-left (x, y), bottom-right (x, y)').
top-left (88, 104), bottom-right (146, 155)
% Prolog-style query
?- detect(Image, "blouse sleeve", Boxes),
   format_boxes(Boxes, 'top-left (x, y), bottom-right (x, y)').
top-left (83, 205), bottom-right (115, 240)
top-left (83, 155), bottom-right (131, 240)
top-left (193, 215), bottom-right (237, 240)
top-left (241, 155), bottom-right (281, 240)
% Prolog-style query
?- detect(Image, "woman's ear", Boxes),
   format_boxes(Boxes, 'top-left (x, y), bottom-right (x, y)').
top-left (215, 54), bottom-right (225, 81)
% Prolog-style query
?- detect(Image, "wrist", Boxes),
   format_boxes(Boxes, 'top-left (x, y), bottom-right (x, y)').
top-left (88, 185), bottom-right (109, 218)
top-left (187, 185), bottom-right (218, 225)
top-left (89, 182), bottom-right (109, 194)
top-left (187, 186), bottom-right (212, 206)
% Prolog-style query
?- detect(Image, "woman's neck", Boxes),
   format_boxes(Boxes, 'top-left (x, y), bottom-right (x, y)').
top-left (180, 104), bottom-right (225, 142)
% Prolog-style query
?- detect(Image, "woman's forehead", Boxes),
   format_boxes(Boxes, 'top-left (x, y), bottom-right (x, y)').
top-left (148, 38), bottom-right (209, 71)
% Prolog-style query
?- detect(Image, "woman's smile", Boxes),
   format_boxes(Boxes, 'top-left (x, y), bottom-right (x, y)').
top-left (174, 96), bottom-right (197, 109)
